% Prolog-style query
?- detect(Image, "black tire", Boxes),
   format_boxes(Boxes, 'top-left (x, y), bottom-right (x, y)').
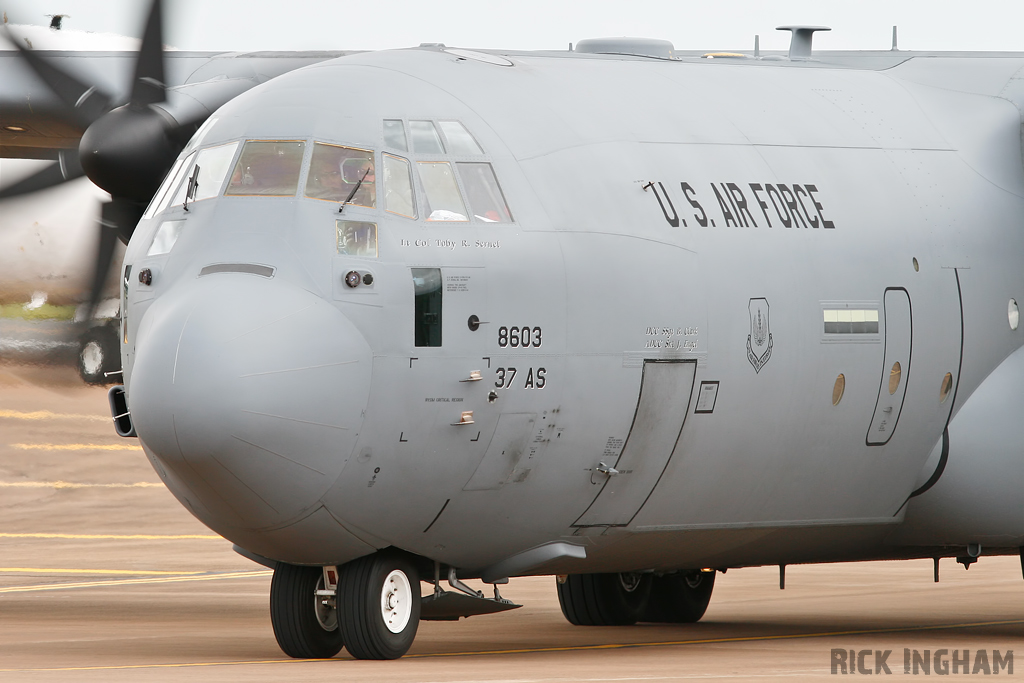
top-left (556, 572), bottom-right (652, 626)
top-left (78, 325), bottom-right (120, 385)
top-left (338, 552), bottom-right (420, 660)
top-left (642, 571), bottom-right (716, 623)
top-left (270, 563), bottom-right (344, 659)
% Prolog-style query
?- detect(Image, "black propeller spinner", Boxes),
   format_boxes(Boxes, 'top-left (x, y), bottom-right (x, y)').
top-left (1, 0), bottom-right (199, 320)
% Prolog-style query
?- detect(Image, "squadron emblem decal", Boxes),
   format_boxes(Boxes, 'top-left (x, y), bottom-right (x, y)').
top-left (746, 298), bottom-right (773, 373)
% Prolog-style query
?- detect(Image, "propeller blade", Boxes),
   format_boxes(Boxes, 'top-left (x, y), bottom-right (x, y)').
top-left (85, 199), bottom-right (143, 321)
top-left (0, 150), bottom-right (84, 199)
top-left (1, 26), bottom-right (114, 128)
top-left (129, 0), bottom-right (166, 107)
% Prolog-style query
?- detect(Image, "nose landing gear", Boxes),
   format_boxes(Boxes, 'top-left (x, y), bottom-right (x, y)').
top-left (270, 552), bottom-right (421, 661)
top-left (338, 552), bottom-right (421, 660)
top-left (269, 563), bottom-right (344, 659)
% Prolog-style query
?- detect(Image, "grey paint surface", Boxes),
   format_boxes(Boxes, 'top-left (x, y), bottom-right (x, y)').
top-left (39, 42), bottom-right (1024, 575)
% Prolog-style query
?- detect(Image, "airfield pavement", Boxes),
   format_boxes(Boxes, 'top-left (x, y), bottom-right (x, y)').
top-left (0, 361), bottom-right (1022, 682)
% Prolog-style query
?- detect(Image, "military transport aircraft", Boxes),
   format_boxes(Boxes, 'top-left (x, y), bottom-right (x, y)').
top-left (5, 0), bottom-right (1024, 661)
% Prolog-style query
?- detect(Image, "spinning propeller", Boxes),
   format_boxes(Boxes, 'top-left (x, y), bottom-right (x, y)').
top-left (1, 0), bottom-right (202, 319)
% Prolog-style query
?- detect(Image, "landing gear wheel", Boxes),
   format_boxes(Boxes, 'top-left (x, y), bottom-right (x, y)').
top-left (78, 325), bottom-right (120, 385)
top-left (556, 572), bottom-right (652, 625)
top-left (270, 563), bottom-right (343, 659)
top-left (642, 571), bottom-right (716, 623)
top-left (338, 552), bottom-right (420, 660)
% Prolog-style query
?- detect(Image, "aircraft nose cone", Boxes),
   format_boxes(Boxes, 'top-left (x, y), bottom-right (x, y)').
top-left (129, 275), bottom-right (372, 532)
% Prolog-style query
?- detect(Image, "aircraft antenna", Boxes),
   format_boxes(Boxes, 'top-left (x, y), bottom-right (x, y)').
top-left (776, 25), bottom-right (830, 60)
top-left (754, 34), bottom-right (760, 58)
top-left (891, 25), bottom-right (898, 51)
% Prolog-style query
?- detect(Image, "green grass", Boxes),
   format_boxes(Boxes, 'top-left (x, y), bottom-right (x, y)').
top-left (0, 303), bottom-right (77, 321)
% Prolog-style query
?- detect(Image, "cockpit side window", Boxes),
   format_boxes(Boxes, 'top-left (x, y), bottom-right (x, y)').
top-left (457, 162), bottom-right (512, 222)
top-left (383, 154), bottom-right (416, 219)
top-left (438, 121), bottom-right (483, 155)
top-left (144, 155), bottom-right (188, 219)
top-left (410, 121), bottom-right (445, 154)
top-left (150, 152), bottom-right (194, 217)
top-left (304, 143), bottom-right (375, 207)
top-left (190, 142), bottom-right (240, 202)
top-left (383, 120), bottom-right (408, 152)
top-left (225, 140), bottom-right (306, 196)
top-left (418, 161), bottom-right (468, 221)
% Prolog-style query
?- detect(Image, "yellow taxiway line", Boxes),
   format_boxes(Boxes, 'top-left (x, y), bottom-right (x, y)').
top-left (9, 443), bottom-right (142, 451)
top-left (0, 569), bottom-right (272, 594)
top-left (0, 532), bottom-right (221, 540)
top-left (0, 409), bottom-right (108, 422)
top-left (0, 480), bottom-right (161, 488)
top-left (0, 617), bottom-right (1022, 673)
top-left (0, 567), bottom-right (206, 576)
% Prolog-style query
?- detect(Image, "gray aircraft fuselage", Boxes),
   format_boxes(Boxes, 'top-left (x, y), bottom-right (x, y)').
top-left (122, 45), bottom-right (1024, 578)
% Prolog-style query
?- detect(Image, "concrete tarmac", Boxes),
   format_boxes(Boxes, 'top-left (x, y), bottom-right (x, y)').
top-left (1, 362), bottom-right (1022, 682)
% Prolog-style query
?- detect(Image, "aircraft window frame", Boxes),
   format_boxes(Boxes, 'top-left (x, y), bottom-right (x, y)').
top-left (336, 220), bottom-right (378, 257)
top-left (147, 219), bottom-right (186, 256)
top-left (383, 153), bottom-right (417, 219)
top-left (383, 119), bottom-right (408, 152)
top-left (409, 120), bottom-right (446, 155)
top-left (418, 161), bottom-right (469, 222)
top-left (188, 141), bottom-right (241, 204)
top-left (153, 151), bottom-right (196, 216)
top-left (304, 142), bottom-right (376, 208)
top-left (224, 140), bottom-right (307, 197)
top-left (456, 162), bottom-right (513, 223)
top-left (438, 121), bottom-right (483, 156)
top-left (144, 154), bottom-right (189, 219)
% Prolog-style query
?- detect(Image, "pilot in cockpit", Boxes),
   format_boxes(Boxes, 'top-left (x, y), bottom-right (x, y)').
top-left (307, 146), bottom-right (375, 207)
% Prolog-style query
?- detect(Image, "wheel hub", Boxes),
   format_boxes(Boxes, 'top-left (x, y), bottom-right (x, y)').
top-left (618, 572), bottom-right (643, 593)
top-left (380, 569), bottom-right (412, 634)
top-left (313, 573), bottom-right (338, 631)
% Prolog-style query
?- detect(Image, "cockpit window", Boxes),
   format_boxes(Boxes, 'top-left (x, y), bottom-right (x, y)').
top-left (418, 161), bottom-right (468, 221)
top-left (383, 154), bottom-right (416, 218)
top-left (304, 143), bottom-right (375, 207)
top-left (167, 141), bottom-right (240, 208)
top-left (438, 121), bottom-right (483, 155)
top-left (383, 120), bottom-right (408, 152)
top-left (148, 152), bottom-right (193, 217)
top-left (458, 162), bottom-right (512, 222)
top-left (190, 142), bottom-right (240, 202)
top-left (410, 121), bottom-right (445, 154)
top-left (225, 140), bottom-right (305, 196)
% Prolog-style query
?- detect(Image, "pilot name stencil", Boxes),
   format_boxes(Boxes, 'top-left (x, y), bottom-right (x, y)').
top-left (645, 181), bottom-right (836, 231)
top-left (400, 238), bottom-right (502, 249)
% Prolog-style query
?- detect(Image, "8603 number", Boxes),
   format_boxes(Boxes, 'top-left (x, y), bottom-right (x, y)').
top-left (498, 326), bottom-right (542, 348)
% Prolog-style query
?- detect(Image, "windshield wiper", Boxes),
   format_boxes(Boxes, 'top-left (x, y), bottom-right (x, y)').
top-left (339, 167), bottom-right (370, 214)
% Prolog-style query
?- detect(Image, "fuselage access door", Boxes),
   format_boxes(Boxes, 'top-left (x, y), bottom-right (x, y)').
top-left (574, 359), bottom-right (697, 527)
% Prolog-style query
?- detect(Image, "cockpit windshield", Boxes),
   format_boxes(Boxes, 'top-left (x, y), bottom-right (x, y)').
top-left (225, 140), bottom-right (305, 196)
top-left (304, 143), bottom-right (376, 207)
